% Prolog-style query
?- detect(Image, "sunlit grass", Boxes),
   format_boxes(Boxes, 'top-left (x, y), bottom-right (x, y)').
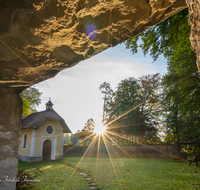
top-left (63, 157), bottom-right (200, 190)
top-left (18, 157), bottom-right (200, 190)
top-left (66, 134), bottom-right (98, 184)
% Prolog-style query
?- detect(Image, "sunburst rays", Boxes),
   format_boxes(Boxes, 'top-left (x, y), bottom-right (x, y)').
top-left (65, 132), bottom-right (124, 189)
top-left (64, 120), bottom-right (181, 188)
top-left (96, 134), bottom-right (101, 171)
top-left (102, 133), bottom-right (122, 190)
top-left (105, 131), bottom-right (181, 159)
top-left (66, 134), bottom-right (98, 183)
top-left (63, 133), bottom-right (96, 155)
top-left (105, 98), bottom-right (153, 127)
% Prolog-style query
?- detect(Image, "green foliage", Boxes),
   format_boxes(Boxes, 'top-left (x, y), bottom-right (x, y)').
top-left (100, 74), bottom-right (162, 144)
top-left (125, 9), bottom-right (190, 63)
top-left (82, 118), bottom-right (95, 131)
top-left (70, 134), bottom-right (78, 145)
top-left (111, 77), bottom-right (140, 120)
top-left (20, 87), bottom-right (42, 119)
top-left (77, 118), bottom-right (96, 146)
top-left (125, 9), bottom-right (200, 146)
top-left (63, 134), bottom-right (70, 144)
top-left (99, 82), bottom-right (114, 123)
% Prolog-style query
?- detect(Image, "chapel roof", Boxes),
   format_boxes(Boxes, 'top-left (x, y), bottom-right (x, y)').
top-left (21, 100), bottom-right (71, 133)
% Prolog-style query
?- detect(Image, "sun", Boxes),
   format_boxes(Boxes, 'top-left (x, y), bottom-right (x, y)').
top-left (94, 122), bottom-right (106, 135)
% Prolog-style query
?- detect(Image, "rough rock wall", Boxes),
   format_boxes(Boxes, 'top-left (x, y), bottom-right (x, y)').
top-left (0, 0), bottom-right (187, 93)
top-left (186, 0), bottom-right (200, 71)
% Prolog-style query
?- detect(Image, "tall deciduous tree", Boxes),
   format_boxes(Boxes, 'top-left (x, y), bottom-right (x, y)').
top-left (20, 87), bottom-right (42, 119)
top-left (125, 9), bottom-right (200, 146)
top-left (100, 75), bottom-right (162, 144)
top-left (138, 73), bottom-right (163, 143)
top-left (99, 82), bottom-right (114, 123)
top-left (109, 78), bottom-right (142, 144)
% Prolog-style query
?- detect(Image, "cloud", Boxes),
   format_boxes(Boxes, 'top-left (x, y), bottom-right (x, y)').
top-left (59, 55), bottom-right (156, 80)
top-left (58, 43), bottom-right (167, 80)
top-left (34, 81), bottom-right (52, 90)
top-left (34, 43), bottom-right (167, 133)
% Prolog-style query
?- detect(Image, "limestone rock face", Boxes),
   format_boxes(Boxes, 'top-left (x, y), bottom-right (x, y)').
top-left (0, 0), bottom-right (187, 93)
top-left (186, 0), bottom-right (200, 71)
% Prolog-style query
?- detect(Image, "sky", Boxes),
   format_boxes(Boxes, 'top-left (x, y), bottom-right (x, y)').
top-left (34, 43), bottom-right (167, 133)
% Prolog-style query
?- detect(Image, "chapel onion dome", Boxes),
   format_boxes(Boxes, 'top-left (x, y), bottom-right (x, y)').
top-left (45, 98), bottom-right (54, 111)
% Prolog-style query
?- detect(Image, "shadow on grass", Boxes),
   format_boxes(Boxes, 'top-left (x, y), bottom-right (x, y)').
top-left (18, 158), bottom-right (200, 190)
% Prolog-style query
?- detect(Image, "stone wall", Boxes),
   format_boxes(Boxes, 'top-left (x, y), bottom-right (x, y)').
top-left (18, 155), bottom-right (42, 162)
top-left (64, 144), bottom-right (180, 159)
top-left (0, 89), bottom-right (22, 190)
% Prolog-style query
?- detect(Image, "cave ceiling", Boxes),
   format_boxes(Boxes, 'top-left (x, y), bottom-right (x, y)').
top-left (0, 0), bottom-right (187, 93)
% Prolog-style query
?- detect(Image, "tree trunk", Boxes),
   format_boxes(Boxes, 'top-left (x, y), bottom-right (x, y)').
top-left (173, 109), bottom-right (179, 143)
top-left (0, 89), bottom-right (22, 190)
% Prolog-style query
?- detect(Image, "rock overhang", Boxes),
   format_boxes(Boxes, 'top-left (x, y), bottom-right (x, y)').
top-left (0, 0), bottom-right (187, 94)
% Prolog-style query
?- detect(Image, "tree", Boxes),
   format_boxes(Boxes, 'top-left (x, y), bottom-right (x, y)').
top-left (125, 8), bottom-right (200, 146)
top-left (100, 76), bottom-right (161, 144)
top-left (99, 82), bottom-right (114, 123)
top-left (125, 9), bottom-right (191, 65)
top-left (109, 78), bottom-right (142, 144)
top-left (20, 87), bottom-right (42, 119)
top-left (82, 118), bottom-right (95, 131)
top-left (76, 118), bottom-right (96, 146)
top-left (138, 73), bottom-right (163, 143)
top-left (163, 72), bottom-right (200, 144)
top-left (70, 134), bottom-right (78, 145)
top-left (63, 134), bottom-right (70, 145)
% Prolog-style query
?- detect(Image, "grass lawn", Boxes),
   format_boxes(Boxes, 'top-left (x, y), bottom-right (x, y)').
top-left (18, 157), bottom-right (200, 190)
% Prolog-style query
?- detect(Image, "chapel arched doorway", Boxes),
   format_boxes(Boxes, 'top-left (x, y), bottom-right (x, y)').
top-left (43, 139), bottom-right (51, 160)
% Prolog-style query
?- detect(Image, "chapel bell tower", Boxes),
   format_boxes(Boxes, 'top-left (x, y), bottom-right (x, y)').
top-left (45, 98), bottom-right (53, 110)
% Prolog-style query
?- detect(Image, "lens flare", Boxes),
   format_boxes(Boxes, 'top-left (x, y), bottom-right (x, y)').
top-left (48, 16), bottom-right (56, 23)
top-left (86, 23), bottom-right (97, 40)
top-left (94, 122), bottom-right (106, 135)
